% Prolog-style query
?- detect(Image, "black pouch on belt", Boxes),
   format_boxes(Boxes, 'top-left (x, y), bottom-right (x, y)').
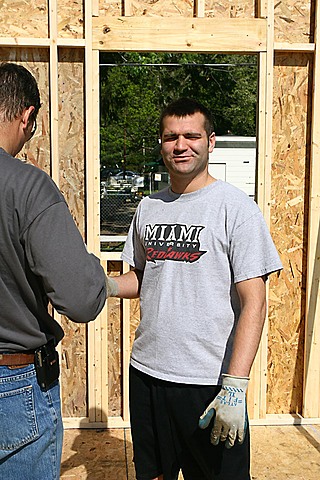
top-left (34, 339), bottom-right (60, 390)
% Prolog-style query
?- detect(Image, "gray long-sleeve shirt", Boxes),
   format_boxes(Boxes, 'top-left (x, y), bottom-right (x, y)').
top-left (0, 148), bottom-right (106, 352)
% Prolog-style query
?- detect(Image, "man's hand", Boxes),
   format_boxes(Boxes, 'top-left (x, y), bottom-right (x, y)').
top-left (198, 374), bottom-right (249, 449)
top-left (106, 275), bottom-right (119, 297)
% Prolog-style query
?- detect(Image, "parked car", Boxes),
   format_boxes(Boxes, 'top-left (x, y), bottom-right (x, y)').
top-left (112, 170), bottom-right (140, 181)
top-left (109, 170), bottom-right (144, 190)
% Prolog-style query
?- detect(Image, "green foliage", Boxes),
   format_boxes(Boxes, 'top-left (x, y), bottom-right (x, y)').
top-left (100, 52), bottom-right (257, 174)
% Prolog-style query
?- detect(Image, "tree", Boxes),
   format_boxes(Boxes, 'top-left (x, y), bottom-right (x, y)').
top-left (100, 52), bottom-right (257, 174)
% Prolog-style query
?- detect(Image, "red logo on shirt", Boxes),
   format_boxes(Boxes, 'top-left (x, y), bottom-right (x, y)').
top-left (144, 224), bottom-right (207, 263)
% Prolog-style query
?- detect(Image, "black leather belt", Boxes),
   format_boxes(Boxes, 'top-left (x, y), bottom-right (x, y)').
top-left (0, 352), bottom-right (35, 366)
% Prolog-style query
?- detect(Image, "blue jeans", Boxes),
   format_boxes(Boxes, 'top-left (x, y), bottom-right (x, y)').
top-left (0, 364), bottom-right (63, 480)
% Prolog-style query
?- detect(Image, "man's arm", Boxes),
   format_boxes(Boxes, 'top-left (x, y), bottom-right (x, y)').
top-left (228, 275), bottom-right (267, 377)
top-left (25, 202), bottom-right (107, 323)
top-left (199, 275), bottom-right (267, 448)
top-left (107, 268), bottom-right (143, 299)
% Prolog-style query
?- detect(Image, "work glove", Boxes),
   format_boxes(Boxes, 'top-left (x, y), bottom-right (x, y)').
top-left (198, 374), bottom-right (249, 449)
top-left (106, 275), bottom-right (119, 297)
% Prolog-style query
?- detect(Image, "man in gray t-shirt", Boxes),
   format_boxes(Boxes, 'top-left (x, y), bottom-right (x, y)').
top-left (107, 98), bottom-right (282, 480)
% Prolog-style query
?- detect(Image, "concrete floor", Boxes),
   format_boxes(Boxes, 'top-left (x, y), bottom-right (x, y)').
top-left (60, 425), bottom-right (320, 479)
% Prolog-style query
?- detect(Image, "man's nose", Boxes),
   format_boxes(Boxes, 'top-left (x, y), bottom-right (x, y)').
top-left (174, 136), bottom-right (187, 150)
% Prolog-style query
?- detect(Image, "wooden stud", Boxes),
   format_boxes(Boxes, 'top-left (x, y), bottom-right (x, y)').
top-left (0, 38), bottom-right (86, 47)
top-left (256, 52), bottom-right (267, 212)
top-left (48, 0), bottom-right (59, 187)
top-left (274, 42), bottom-right (315, 52)
top-left (247, 51), bottom-right (267, 420)
top-left (122, 262), bottom-right (131, 423)
top-left (257, 0), bottom-right (268, 19)
top-left (123, 0), bottom-right (133, 17)
top-left (92, 0), bottom-right (99, 17)
top-left (101, 259), bottom-right (109, 423)
top-left (262, 0), bottom-right (275, 230)
top-left (0, 38), bottom-right (50, 46)
top-left (85, 0), bottom-right (102, 423)
top-left (248, 0), bottom-right (275, 420)
top-left (0, 39), bottom-right (314, 54)
top-left (194, 0), bottom-right (205, 18)
top-left (303, 0), bottom-right (320, 418)
top-left (62, 413), bottom-right (320, 429)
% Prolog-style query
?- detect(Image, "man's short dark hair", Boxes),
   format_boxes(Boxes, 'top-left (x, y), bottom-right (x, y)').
top-left (160, 98), bottom-right (214, 139)
top-left (0, 62), bottom-right (41, 122)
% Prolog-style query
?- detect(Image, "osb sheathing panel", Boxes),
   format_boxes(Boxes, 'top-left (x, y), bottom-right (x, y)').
top-left (204, 0), bottom-right (255, 18)
top-left (98, 0), bottom-right (254, 18)
top-left (0, 0), bottom-right (84, 39)
top-left (274, 1), bottom-right (312, 44)
top-left (107, 261), bottom-right (140, 417)
top-left (99, 0), bottom-right (193, 17)
top-left (108, 295), bottom-right (122, 417)
top-left (58, 0), bottom-right (84, 38)
top-left (267, 53), bottom-right (312, 414)
top-left (0, 48), bottom-right (51, 174)
top-left (0, 48), bottom-right (87, 417)
top-left (0, 1), bottom-right (48, 38)
top-left (99, 0), bottom-right (122, 17)
top-left (58, 49), bottom-right (88, 417)
top-left (108, 262), bottom-right (123, 417)
top-left (107, 296), bottom-right (140, 417)
top-left (58, 49), bottom-right (85, 234)
top-left (130, 298), bottom-right (140, 351)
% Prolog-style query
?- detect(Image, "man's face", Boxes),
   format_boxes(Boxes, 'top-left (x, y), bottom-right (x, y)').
top-left (160, 112), bottom-right (215, 182)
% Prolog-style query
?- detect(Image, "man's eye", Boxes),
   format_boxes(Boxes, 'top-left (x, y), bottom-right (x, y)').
top-left (185, 134), bottom-right (201, 140)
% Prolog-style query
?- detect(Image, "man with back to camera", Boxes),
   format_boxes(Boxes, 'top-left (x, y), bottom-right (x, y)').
top-left (0, 62), bottom-right (107, 479)
top-left (106, 98), bottom-right (283, 480)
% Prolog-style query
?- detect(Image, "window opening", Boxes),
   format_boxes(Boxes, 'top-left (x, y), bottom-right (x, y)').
top-left (99, 52), bottom-right (258, 251)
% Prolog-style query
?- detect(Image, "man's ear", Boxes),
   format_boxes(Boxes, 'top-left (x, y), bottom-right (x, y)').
top-left (208, 132), bottom-right (216, 153)
top-left (21, 106), bottom-right (35, 130)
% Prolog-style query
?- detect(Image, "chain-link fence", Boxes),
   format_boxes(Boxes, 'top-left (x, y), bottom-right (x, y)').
top-left (100, 192), bottom-right (141, 236)
top-left (100, 172), bottom-right (169, 244)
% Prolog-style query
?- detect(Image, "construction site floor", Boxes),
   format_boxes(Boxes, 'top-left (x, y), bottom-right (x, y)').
top-left (60, 424), bottom-right (320, 479)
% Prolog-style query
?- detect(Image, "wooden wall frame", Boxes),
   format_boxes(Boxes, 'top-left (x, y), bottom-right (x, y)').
top-left (1, 0), bottom-right (319, 428)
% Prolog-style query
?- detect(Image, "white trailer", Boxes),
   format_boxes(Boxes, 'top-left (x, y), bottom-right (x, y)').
top-left (209, 136), bottom-right (256, 198)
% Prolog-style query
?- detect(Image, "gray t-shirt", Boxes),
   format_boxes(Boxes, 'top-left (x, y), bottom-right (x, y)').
top-left (122, 180), bottom-right (282, 385)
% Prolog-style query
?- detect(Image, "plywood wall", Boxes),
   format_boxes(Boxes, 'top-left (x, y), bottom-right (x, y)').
top-left (98, 0), bottom-right (256, 18)
top-left (58, 49), bottom-right (88, 417)
top-left (0, 48), bottom-right (51, 173)
top-left (0, 1), bottom-right (48, 38)
top-left (204, 0), bottom-right (255, 18)
top-left (268, 53), bottom-right (312, 414)
top-left (58, 0), bottom-right (84, 38)
top-left (274, 1), bottom-right (312, 43)
top-left (107, 262), bottom-right (122, 418)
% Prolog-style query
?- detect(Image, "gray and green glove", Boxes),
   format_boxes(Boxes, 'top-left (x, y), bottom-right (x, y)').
top-left (106, 275), bottom-right (119, 297)
top-left (198, 374), bottom-right (249, 449)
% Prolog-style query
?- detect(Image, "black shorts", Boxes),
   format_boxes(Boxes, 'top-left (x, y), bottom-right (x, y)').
top-left (129, 366), bottom-right (250, 480)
